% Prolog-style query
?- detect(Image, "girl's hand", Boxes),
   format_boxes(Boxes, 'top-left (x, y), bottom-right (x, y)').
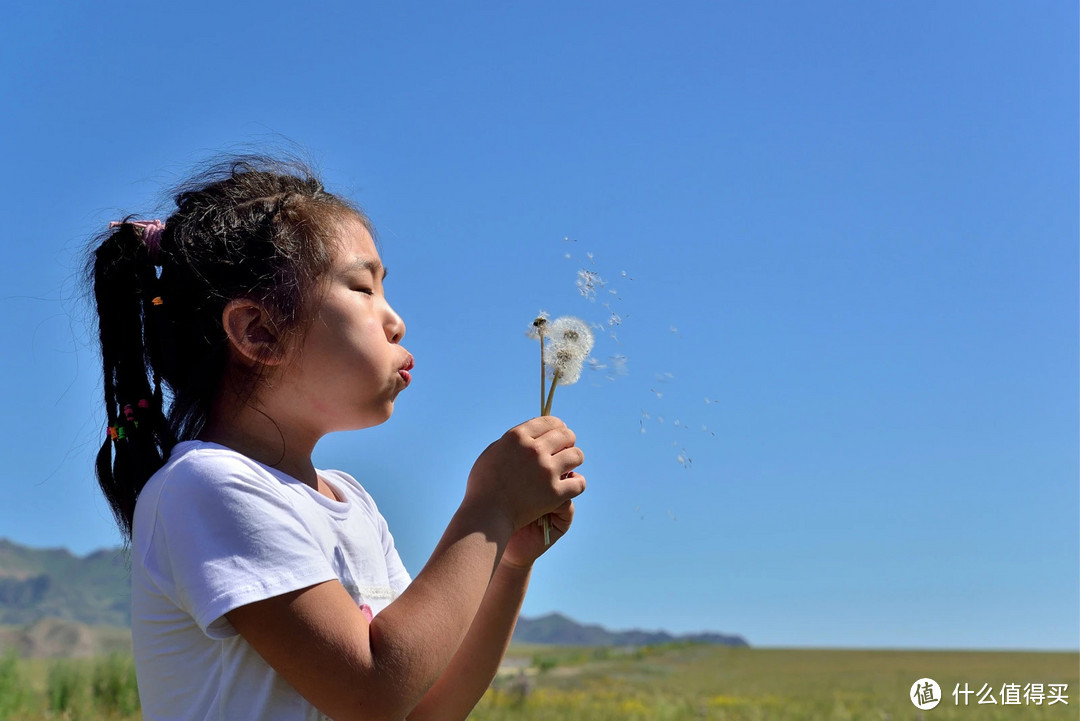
top-left (465, 416), bottom-right (586, 533)
top-left (502, 498), bottom-right (576, 570)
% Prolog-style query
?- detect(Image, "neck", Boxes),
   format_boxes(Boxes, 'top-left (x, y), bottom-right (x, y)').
top-left (198, 381), bottom-right (323, 489)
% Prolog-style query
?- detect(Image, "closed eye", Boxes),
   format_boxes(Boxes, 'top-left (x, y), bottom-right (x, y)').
top-left (353, 287), bottom-right (374, 295)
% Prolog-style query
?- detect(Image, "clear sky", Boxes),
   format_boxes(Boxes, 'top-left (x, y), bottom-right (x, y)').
top-left (1, 2), bottom-right (1076, 651)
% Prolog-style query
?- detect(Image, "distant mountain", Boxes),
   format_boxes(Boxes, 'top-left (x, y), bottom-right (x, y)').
top-left (0, 538), bottom-right (130, 627)
top-left (512, 612), bottom-right (749, 647)
top-left (0, 539), bottom-right (748, 651)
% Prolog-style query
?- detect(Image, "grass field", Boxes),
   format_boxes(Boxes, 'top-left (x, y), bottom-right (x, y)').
top-left (0, 643), bottom-right (1075, 719)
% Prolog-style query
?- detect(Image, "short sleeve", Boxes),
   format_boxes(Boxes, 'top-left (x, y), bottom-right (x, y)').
top-left (149, 452), bottom-right (339, 639)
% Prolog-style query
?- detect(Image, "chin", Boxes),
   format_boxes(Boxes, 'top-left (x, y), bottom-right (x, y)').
top-left (349, 404), bottom-right (395, 431)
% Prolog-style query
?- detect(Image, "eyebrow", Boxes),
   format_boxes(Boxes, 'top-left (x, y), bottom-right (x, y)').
top-left (344, 257), bottom-right (388, 280)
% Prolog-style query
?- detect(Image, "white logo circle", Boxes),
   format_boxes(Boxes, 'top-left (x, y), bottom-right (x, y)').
top-left (911, 678), bottom-right (942, 710)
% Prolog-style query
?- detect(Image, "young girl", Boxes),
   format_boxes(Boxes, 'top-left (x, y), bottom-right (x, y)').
top-left (89, 156), bottom-right (586, 721)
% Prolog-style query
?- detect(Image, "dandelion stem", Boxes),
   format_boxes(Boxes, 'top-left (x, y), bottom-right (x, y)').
top-left (543, 369), bottom-right (560, 417)
top-left (539, 334), bottom-right (546, 416)
top-left (539, 363), bottom-right (559, 546)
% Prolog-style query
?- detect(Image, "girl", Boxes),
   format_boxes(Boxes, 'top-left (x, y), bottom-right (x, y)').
top-left (89, 156), bottom-right (586, 721)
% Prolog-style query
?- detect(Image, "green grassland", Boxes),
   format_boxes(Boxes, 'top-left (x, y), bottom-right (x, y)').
top-left (478, 644), bottom-right (1079, 721)
top-left (0, 643), bottom-right (1076, 720)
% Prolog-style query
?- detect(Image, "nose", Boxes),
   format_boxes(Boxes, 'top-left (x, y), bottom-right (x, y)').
top-left (385, 302), bottom-right (405, 344)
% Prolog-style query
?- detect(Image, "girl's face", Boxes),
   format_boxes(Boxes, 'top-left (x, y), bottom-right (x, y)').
top-left (278, 215), bottom-right (411, 433)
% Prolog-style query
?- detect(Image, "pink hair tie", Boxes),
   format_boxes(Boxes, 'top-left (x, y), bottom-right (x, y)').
top-left (110, 219), bottom-right (165, 263)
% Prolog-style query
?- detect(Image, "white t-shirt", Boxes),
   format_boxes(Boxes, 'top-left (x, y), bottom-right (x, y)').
top-left (131, 440), bottom-right (411, 721)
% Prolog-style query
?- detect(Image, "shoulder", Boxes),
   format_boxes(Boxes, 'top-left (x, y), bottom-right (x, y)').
top-left (134, 441), bottom-right (296, 543)
top-left (146, 441), bottom-right (286, 499)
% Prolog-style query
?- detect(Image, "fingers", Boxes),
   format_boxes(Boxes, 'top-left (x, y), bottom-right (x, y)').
top-left (547, 500), bottom-right (576, 539)
top-left (551, 445), bottom-right (585, 478)
top-left (554, 471), bottom-right (586, 500)
top-left (518, 415), bottom-right (566, 439)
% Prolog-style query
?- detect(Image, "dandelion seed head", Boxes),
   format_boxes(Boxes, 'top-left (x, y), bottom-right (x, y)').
top-left (548, 316), bottom-right (595, 356)
top-left (526, 311), bottom-right (550, 340)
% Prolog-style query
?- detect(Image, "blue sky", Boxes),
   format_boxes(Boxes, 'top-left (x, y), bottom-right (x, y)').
top-left (1, 2), bottom-right (1076, 651)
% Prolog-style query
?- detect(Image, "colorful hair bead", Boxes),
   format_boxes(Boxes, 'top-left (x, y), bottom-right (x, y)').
top-left (123, 404), bottom-right (135, 421)
top-left (107, 426), bottom-right (119, 441)
top-left (116, 426), bottom-right (127, 440)
top-left (151, 296), bottom-right (164, 306)
top-left (137, 398), bottom-right (150, 409)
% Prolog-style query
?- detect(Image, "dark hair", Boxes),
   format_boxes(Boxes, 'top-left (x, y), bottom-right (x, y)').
top-left (87, 156), bottom-right (370, 542)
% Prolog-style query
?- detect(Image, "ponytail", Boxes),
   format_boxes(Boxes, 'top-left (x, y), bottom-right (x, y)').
top-left (91, 220), bottom-right (175, 542)
top-left (87, 156), bottom-right (371, 543)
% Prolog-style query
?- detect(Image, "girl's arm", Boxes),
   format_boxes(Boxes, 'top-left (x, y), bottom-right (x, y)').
top-left (406, 500), bottom-right (573, 721)
top-left (406, 558), bottom-right (531, 721)
top-left (225, 417), bottom-right (585, 721)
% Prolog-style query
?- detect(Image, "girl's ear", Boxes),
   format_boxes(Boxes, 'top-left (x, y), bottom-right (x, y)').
top-left (221, 299), bottom-right (287, 366)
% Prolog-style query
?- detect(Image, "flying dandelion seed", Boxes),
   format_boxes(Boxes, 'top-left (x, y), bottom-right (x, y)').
top-left (639, 421), bottom-right (646, 434)
top-left (564, 252), bottom-right (571, 259)
top-left (620, 270), bottom-right (633, 280)
top-left (586, 251), bottom-right (594, 263)
top-left (609, 354), bottom-right (628, 374)
top-left (674, 419), bottom-right (680, 427)
top-left (657, 416), bottom-right (664, 424)
top-left (586, 358), bottom-right (606, 372)
top-left (641, 410), bottom-right (650, 420)
top-left (576, 269), bottom-right (604, 301)
top-left (650, 388), bottom-right (663, 399)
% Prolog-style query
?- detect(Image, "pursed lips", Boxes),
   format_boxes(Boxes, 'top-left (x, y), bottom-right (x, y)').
top-left (398, 354), bottom-right (414, 385)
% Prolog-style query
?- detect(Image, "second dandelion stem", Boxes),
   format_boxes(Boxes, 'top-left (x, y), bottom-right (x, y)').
top-left (538, 335), bottom-right (554, 546)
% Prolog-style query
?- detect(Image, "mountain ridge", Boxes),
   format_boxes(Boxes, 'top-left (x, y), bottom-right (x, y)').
top-left (0, 538), bottom-right (748, 651)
